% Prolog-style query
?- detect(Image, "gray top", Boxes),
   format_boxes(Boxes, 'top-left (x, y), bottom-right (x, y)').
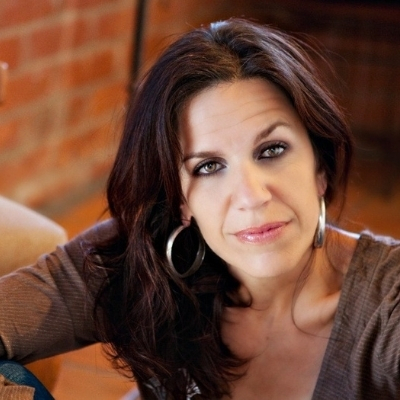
top-left (313, 232), bottom-right (400, 399)
top-left (1, 220), bottom-right (400, 399)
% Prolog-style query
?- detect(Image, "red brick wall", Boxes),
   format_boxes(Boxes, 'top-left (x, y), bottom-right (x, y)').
top-left (0, 0), bottom-right (135, 214)
top-left (3, 1), bottom-right (397, 214)
top-left (0, 0), bottom-right (237, 215)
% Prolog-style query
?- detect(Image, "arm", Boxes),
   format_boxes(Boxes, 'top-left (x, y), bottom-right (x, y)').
top-left (0, 219), bottom-right (114, 363)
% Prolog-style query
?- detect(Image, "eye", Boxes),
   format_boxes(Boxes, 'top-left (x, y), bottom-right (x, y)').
top-left (194, 160), bottom-right (224, 176)
top-left (260, 142), bottom-right (287, 159)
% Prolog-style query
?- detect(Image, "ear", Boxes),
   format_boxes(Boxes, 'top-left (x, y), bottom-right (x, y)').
top-left (316, 170), bottom-right (327, 197)
top-left (180, 202), bottom-right (192, 226)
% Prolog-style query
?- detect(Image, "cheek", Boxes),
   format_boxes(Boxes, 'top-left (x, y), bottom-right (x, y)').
top-left (187, 192), bottom-right (218, 223)
top-left (277, 159), bottom-right (320, 194)
top-left (184, 183), bottom-right (226, 242)
top-left (182, 173), bottom-right (224, 215)
top-left (274, 160), bottom-right (322, 218)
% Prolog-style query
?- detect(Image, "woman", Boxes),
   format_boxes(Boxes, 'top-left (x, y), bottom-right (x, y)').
top-left (1, 18), bottom-right (400, 400)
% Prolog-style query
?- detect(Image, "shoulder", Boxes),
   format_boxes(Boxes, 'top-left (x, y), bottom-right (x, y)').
top-left (352, 231), bottom-right (400, 288)
top-left (348, 232), bottom-right (400, 367)
top-left (63, 218), bottom-right (117, 255)
top-left (328, 232), bottom-right (400, 392)
top-left (45, 218), bottom-right (118, 287)
top-left (356, 230), bottom-right (400, 306)
top-left (69, 218), bottom-right (117, 242)
top-left (343, 231), bottom-right (400, 316)
top-left (335, 230), bottom-right (400, 335)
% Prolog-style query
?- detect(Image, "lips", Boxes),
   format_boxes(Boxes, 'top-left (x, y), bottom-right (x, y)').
top-left (234, 222), bottom-right (287, 244)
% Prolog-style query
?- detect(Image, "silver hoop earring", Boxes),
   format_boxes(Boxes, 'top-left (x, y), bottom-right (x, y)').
top-left (313, 197), bottom-right (326, 248)
top-left (166, 224), bottom-right (205, 278)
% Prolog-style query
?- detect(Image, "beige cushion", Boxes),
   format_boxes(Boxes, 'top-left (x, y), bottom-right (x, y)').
top-left (0, 196), bottom-right (67, 275)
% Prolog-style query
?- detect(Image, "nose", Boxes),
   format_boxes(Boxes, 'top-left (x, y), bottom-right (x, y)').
top-left (231, 162), bottom-right (272, 210)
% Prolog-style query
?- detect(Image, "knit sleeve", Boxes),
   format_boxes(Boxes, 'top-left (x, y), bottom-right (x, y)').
top-left (356, 234), bottom-right (400, 397)
top-left (0, 219), bottom-right (116, 364)
top-left (375, 278), bottom-right (400, 389)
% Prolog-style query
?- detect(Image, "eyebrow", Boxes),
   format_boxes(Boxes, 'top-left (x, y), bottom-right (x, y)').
top-left (182, 120), bottom-right (290, 163)
top-left (254, 121), bottom-right (290, 144)
top-left (182, 151), bottom-right (218, 163)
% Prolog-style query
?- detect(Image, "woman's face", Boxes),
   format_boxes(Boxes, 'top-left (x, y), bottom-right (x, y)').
top-left (179, 78), bottom-right (326, 282)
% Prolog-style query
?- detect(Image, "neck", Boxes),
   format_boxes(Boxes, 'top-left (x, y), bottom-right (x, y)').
top-left (231, 240), bottom-right (346, 333)
top-left (227, 226), bottom-right (358, 334)
top-left (231, 245), bottom-right (316, 312)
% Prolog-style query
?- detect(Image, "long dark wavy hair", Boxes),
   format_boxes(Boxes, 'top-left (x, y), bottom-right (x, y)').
top-left (86, 18), bottom-right (353, 399)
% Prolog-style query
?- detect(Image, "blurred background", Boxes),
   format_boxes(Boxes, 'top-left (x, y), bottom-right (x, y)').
top-left (0, 0), bottom-right (399, 230)
top-left (0, 1), bottom-right (399, 398)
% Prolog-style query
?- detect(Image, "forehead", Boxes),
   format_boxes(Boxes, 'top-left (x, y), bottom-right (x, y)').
top-left (179, 78), bottom-right (302, 146)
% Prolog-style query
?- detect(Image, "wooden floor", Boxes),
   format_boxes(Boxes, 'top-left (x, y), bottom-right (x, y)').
top-left (46, 156), bottom-right (400, 399)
